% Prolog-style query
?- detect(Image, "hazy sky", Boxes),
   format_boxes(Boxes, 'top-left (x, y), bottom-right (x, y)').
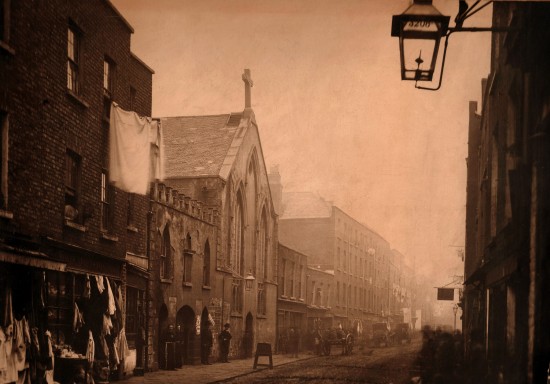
top-left (112, 0), bottom-right (492, 284)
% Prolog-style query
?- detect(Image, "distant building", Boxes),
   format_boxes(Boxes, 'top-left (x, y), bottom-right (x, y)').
top-left (159, 70), bottom-right (278, 359)
top-left (274, 190), bottom-right (411, 335)
top-left (463, 2), bottom-right (550, 382)
top-left (306, 265), bottom-right (334, 330)
top-left (277, 243), bottom-right (307, 352)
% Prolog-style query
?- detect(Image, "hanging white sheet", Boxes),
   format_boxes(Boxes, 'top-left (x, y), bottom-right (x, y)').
top-left (109, 102), bottom-right (164, 195)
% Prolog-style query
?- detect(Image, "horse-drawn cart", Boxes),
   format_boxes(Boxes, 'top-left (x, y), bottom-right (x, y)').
top-left (314, 328), bottom-right (354, 356)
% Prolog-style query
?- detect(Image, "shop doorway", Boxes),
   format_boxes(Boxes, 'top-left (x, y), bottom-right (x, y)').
top-left (176, 305), bottom-right (195, 364)
top-left (243, 312), bottom-right (254, 358)
top-left (157, 304), bottom-right (168, 369)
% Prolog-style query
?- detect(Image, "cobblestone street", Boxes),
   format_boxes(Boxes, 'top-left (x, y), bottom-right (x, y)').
top-left (121, 339), bottom-right (421, 384)
top-left (218, 340), bottom-right (421, 384)
top-left (122, 354), bottom-right (315, 384)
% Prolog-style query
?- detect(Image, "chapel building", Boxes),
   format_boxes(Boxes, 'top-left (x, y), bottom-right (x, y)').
top-left (159, 70), bottom-right (278, 358)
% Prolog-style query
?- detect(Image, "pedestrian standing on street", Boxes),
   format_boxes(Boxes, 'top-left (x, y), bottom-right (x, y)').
top-left (163, 324), bottom-right (177, 370)
top-left (218, 323), bottom-right (232, 363)
top-left (201, 323), bottom-right (213, 365)
top-left (290, 328), bottom-right (300, 358)
top-left (175, 324), bottom-right (184, 368)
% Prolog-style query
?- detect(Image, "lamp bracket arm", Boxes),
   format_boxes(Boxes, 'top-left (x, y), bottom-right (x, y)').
top-left (449, 26), bottom-right (512, 33)
top-left (415, 32), bottom-right (452, 91)
top-left (459, 0), bottom-right (492, 23)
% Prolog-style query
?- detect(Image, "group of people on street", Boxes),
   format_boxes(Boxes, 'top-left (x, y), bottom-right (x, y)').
top-left (278, 327), bottom-right (301, 357)
top-left (412, 326), bottom-right (465, 384)
top-left (162, 322), bottom-right (233, 368)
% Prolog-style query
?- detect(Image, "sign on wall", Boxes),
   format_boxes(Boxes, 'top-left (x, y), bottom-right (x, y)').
top-left (437, 288), bottom-right (455, 301)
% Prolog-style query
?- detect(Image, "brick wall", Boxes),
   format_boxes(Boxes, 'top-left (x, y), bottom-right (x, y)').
top-left (0, 0), bottom-right (153, 261)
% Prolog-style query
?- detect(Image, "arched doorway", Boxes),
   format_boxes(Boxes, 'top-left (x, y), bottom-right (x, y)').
top-left (157, 304), bottom-right (168, 370)
top-left (243, 312), bottom-right (254, 358)
top-left (176, 306), bottom-right (195, 365)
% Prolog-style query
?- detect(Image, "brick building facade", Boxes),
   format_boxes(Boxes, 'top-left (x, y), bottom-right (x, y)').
top-left (0, 0), bottom-right (154, 381)
top-left (277, 243), bottom-right (307, 352)
top-left (274, 190), bottom-right (414, 336)
top-left (463, 3), bottom-right (550, 382)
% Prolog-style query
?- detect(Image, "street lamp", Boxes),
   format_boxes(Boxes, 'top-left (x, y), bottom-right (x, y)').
top-left (245, 270), bottom-right (255, 291)
top-left (391, 0), bottom-right (508, 90)
top-left (390, 0), bottom-right (450, 82)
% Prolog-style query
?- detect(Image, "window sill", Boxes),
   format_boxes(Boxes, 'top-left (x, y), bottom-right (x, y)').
top-left (257, 314), bottom-right (267, 319)
top-left (160, 278), bottom-right (173, 284)
top-left (280, 295), bottom-right (288, 299)
top-left (0, 40), bottom-right (15, 55)
top-left (66, 90), bottom-right (90, 108)
top-left (64, 219), bottom-right (87, 232)
top-left (101, 232), bottom-right (119, 242)
top-left (0, 210), bottom-right (13, 219)
top-left (230, 312), bottom-right (242, 318)
top-left (182, 282), bottom-right (192, 288)
top-left (202, 285), bottom-right (211, 290)
top-left (298, 298), bottom-right (305, 302)
top-left (127, 225), bottom-right (139, 233)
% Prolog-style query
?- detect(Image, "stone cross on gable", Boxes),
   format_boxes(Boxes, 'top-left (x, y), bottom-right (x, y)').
top-left (242, 68), bottom-right (253, 109)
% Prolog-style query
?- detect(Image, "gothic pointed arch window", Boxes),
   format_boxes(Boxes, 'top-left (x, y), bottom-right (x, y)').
top-left (246, 154), bottom-right (257, 217)
top-left (183, 232), bottom-right (193, 286)
top-left (160, 225), bottom-right (171, 280)
top-left (231, 191), bottom-right (245, 314)
top-left (203, 240), bottom-right (211, 287)
top-left (258, 207), bottom-right (268, 280)
top-left (257, 207), bottom-right (269, 316)
top-left (231, 191), bottom-right (245, 275)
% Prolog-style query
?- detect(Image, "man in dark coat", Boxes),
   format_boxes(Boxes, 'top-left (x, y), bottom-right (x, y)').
top-left (201, 323), bottom-right (213, 365)
top-left (163, 324), bottom-right (176, 370)
top-left (218, 323), bottom-right (232, 363)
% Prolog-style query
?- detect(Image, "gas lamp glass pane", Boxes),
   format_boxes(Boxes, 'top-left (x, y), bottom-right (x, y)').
top-left (401, 37), bottom-right (436, 80)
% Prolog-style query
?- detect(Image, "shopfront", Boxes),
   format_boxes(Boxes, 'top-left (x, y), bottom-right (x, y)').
top-left (0, 258), bottom-right (131, 384)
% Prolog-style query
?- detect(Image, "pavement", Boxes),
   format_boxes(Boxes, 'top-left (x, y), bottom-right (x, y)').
top-left (121, 353), bottom-right (316, 384)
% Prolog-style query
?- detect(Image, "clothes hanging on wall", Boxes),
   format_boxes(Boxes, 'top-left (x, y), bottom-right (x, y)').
top-left (0, 327), bottom-right (7, 373)
top-left (28, 328), bottom-right (40, 383)
top-left (73, 303), bottom-right (85, 334)
top-left (44, 331), bottom-right (53, 384)
top-left (96, 276), bottom-right (105, 295)
top-left (105, 278), bottom-right (116, 316)
top-left (115, 328), bottom-right (130, 361)
top-left (85, 331), bottom-right (94, 364)
top-left (13, 317), bottom-right (28, 372)
top-left (83, 275), bottom-right (91, 299)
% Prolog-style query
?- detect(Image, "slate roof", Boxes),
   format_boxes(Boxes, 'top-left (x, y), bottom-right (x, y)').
top-left (281, 192), bottom-right (333, 219)
top-left (161, 113), bottom-right (242, 178)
